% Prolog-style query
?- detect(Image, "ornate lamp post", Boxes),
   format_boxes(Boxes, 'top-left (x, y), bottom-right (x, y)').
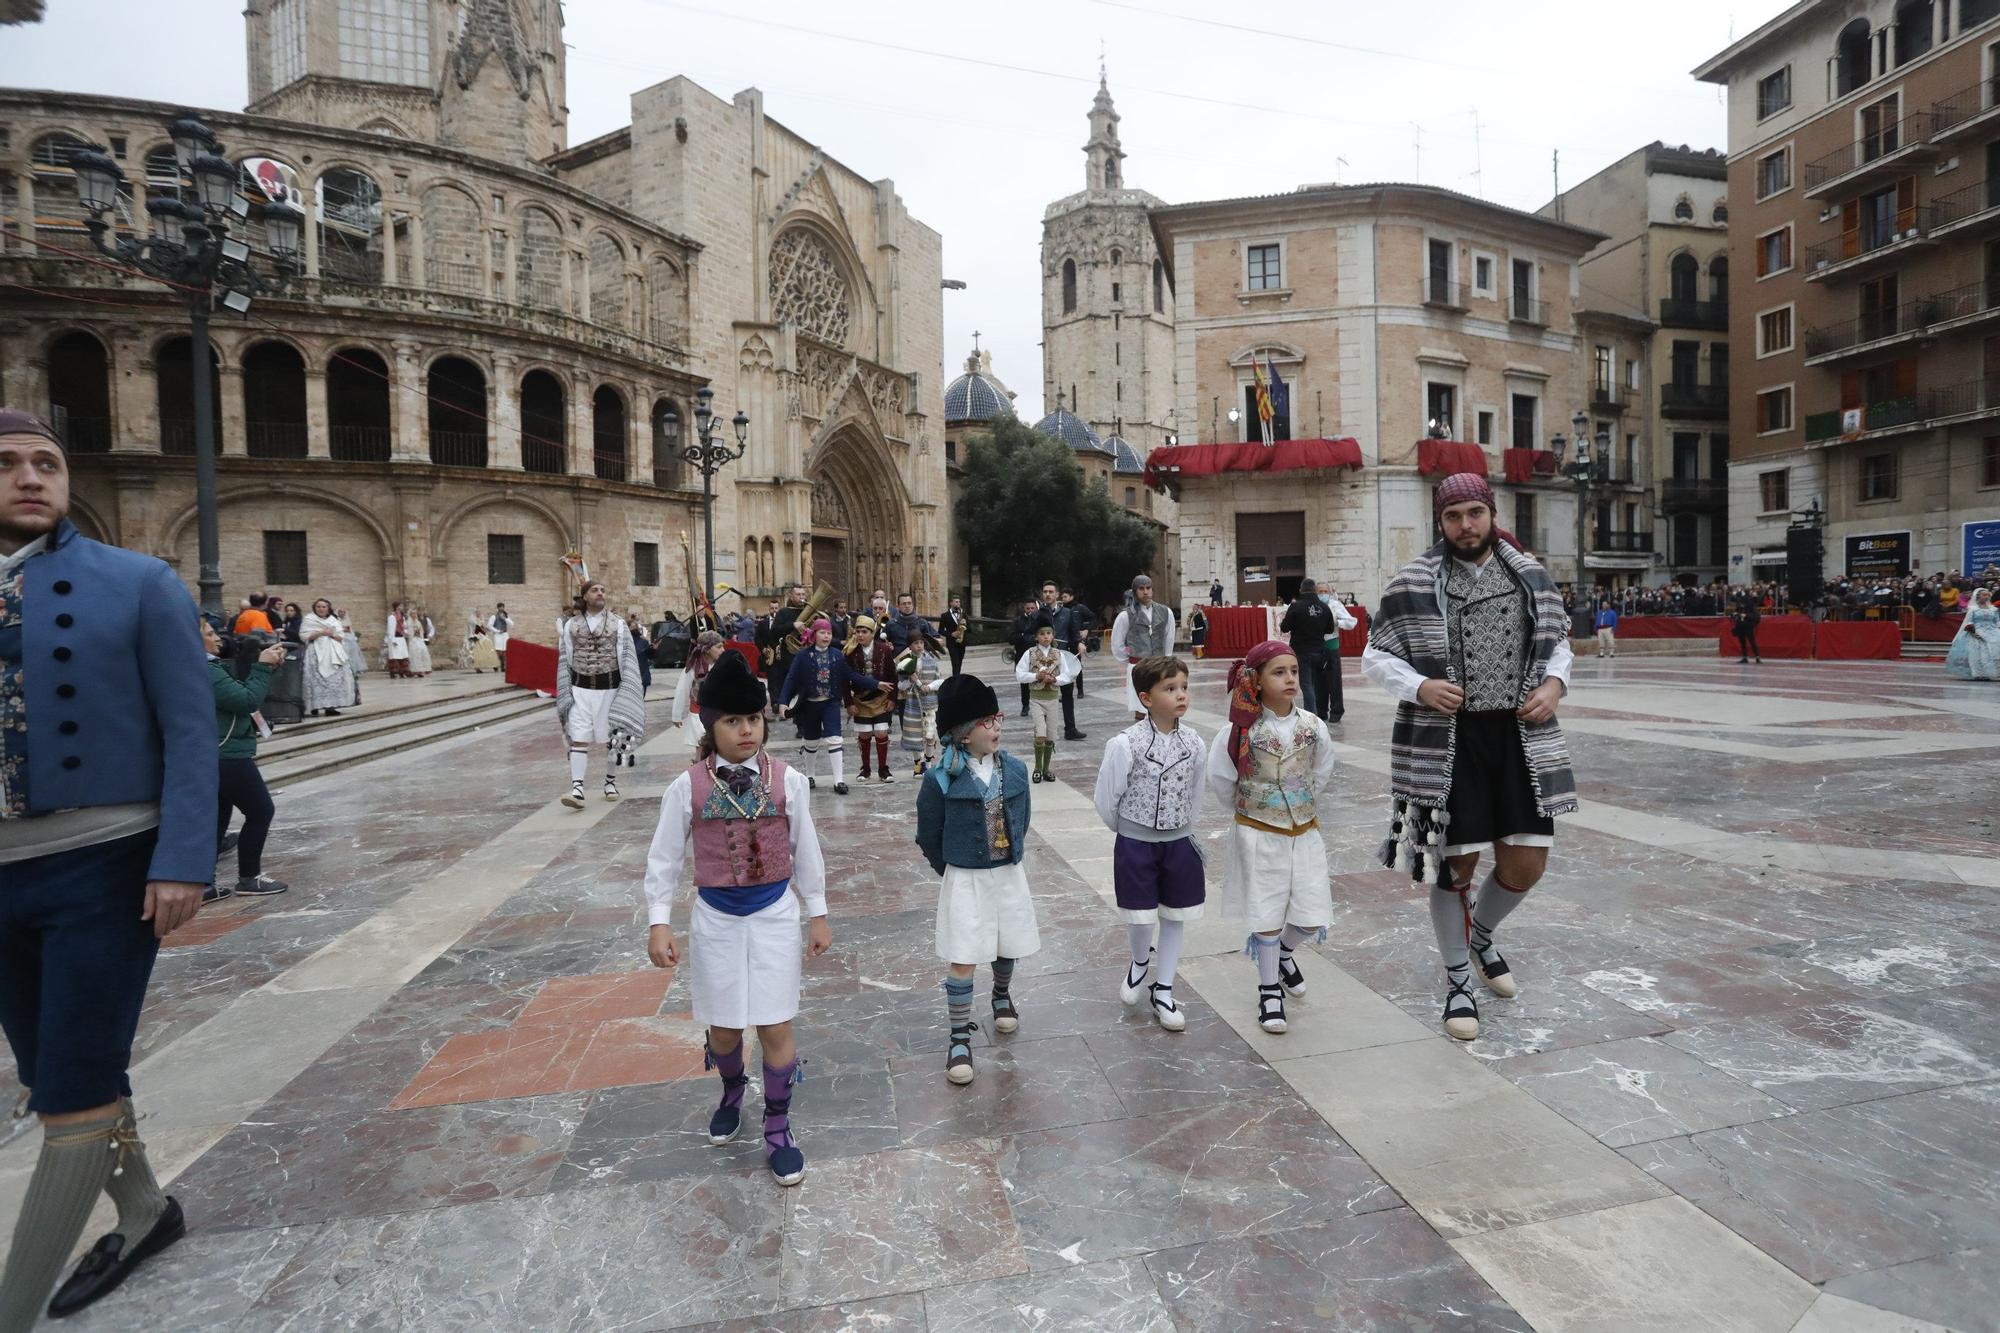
top-left (1549, 408), bottom-right (1609, 597)
top-left (68, 114), bottom-right (302, 617)
top-left (660, 385), bottom-right (750, 602)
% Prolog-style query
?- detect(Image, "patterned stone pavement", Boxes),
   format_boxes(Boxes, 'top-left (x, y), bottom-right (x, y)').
top-left (4, 648), bottom-right (1997, 1331)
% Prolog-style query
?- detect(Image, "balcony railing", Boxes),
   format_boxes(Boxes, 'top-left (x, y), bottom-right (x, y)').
top-left (1930, 74), bottom-right (2000, 139)
top-left (1662, 478), bottom-right (1728, 510)
top-left (1509, 295), bottom-right (1549, 327)
top-left (1803, 277), bottom-right (2000, 359)
top-left (425, 258), bottom-right (484, 296)
top-left (518, 277), bottom-right (564, 312)
top-left (1804, 395), bottom-right (1920, 442)
top-left (58, 415), bottom-right (110, 454)
top-left (245, 419), bottom-right (309, 459)
top-left (1803, 111), bottom-right (1939, 194)
top-left (429, 430), bottom-right (489, 467)
top-left (1591, 531), bottom-right (1655, 553)
top-left (1920, 375), bottom-right (2000, 419)
top-left (1661, 381), bottom-right (1729, 416)
top-left (522, 437), bottom-right (567, 474)
top-left (1425, 277), bottom-right (1470, 311)
top-left (1930, 176), bottom-right (2000, 230)
top-left (328, 424), bottom-right (390, 461)
top-left (1803, 203), bottom-right (1936, 273)
top-left (161, 420), bottom-right (196, 456)
top-left (1659, 297), bottom-right (1728, 329)
top-left (1591, 381), bottom-right (1635, 413)
top-left (594, 449), bottom-right (628, 483)
top-left (1593, 461), bottom-right (1640, 486)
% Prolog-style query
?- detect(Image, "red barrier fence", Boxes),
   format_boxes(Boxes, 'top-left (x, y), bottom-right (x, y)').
top-left (1611, 616), bottom-right (1732, 640)
top-left (1720, 618), bottom-right (1815, 659)
top-left (1199, 605), bottom-right (1370, 659)
top-left (1913, 612), bottom-right (1967, 642)
top-left (504, 639), bottom-right (557, 693)
top-left (1813, 621), bottom-right (1903, 660)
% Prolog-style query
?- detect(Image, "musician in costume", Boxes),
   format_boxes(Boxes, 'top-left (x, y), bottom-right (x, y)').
top-left (844, 614), bottom-right (900, 783)
top-left (776, 618), bottom-right (881, 796)
top-left (556, 576), bottom-right (646, 809)
top-left (1109, 574), bottom-right (1176, 721)
top-left (939, 595), bottom-right (969, 677)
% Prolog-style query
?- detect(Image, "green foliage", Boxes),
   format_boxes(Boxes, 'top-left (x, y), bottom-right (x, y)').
top-left (954, 414), bottom-right (1157, 614)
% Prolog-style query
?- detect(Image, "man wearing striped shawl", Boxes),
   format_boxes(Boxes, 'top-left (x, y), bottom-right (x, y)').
top-left (1362, 472), bottom-right (1576, 1042)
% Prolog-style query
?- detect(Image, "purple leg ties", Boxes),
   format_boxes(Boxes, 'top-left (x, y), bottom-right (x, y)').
top-left (762, 1060), bottom-right (799, 1153)
top-left (708, 1040), bottom-right (747, 1109)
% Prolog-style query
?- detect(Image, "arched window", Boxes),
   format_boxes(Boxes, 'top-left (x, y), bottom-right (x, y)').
top-left (318, 167), bottom-right (382, 283)
top-left (46, 332), bottom-right (111, 453)
top-left (521, 370), bottom-right (566, 473)
top-left (1153, 257), bottom-right (1166, 313)
top-left (648, 256), bottom-right (686, 344)
top-left (592, 384), bottom-right (627, 482)
top-left (1707, 256), bottom-right (1729, 307)
top-left (768, 226), bottom-right (853, 347)
top-left (427, 356), bottom-right (488, 466)
top-left (1836, 19), bottom-right (1872, 96)
top-left (1062, 258), bottom-right (1077, 314)
top-left (1109, 247), bottom-right (1122, 266)
top-left (242, 341), bottom-right (308, 458)
top-left (420, 185), bottom-right (482, 294)
top-left (154, 337), bottom-right (221, 456)
top-left (1669, 252), bottom-right (1699, 304)
top-left (1712, 200), bottom-right (1728, 224)
top-left (515, 205), bottom-right (565, 311)
top-left (1674, 195), bottom-right (1694, 221)
top-left (327, 347), bottom-right (390, 460)
top-left (1894, 0), bottom-right (1934, 66)
top-left (30, 132), bottom-right (93, 244)
top-left (652, 398), bottom-right (682, 489)
top-left (589, 231), bottom-right (627, 330)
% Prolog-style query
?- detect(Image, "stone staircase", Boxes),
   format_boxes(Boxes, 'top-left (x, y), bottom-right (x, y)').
top-left (256, 682), bottom-right (545, 788)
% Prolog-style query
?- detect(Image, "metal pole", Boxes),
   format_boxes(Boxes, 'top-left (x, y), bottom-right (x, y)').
top-left (1575, 477), bottom-right (1589, 599)
top-left (701, 441), bottom-right (716, 610)
top-left (189, 298), bottom-right (223, 617)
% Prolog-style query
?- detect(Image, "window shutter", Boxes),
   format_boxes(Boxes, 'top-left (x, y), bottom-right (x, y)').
top-left (1841, 199), bottom-right (1861, 258)
top-left (1892, 357), bottom-right (1918, 397)
top-left (1840, 371), bottom-right (1862, 409)
top-left (1756, 235), bottom-right (1769, 278)
top-left (1896, 177), bottom-right (1916, 232)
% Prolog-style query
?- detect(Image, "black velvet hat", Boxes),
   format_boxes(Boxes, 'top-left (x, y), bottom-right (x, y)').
top-left (697, 649), bottom-right (767, 726)
top-left (934, 673), bottom-right (1000, 736)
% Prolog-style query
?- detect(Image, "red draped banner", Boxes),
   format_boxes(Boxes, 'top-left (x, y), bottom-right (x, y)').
top-left (1417, 439), bottom-right (1491, 476)
top-left (1144, 438), bottom-right (1363, 490)
top-left (504, 639), bottom-right (558, 693)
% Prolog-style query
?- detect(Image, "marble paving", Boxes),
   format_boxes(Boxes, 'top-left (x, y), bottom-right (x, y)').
top-left (4, 651), bottom-right (1998, 1330)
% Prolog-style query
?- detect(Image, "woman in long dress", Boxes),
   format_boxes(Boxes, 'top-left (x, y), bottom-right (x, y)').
top-left (469, 625), bottom-right (502, 673)
top-left (406, 607), bottom-right (435, 677)
top-left (337, 607), bottom-right (365, 707)
top-left (895, 632), bottom-right (945, 775)
top-left (669, 630), bottom-right (726, 749)
top-left (1944, 587), bottom-right (2000, 680)
top-left (302, 598), bottom-right (356, 715)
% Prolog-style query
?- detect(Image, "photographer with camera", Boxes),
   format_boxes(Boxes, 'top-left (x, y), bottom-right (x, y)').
top-left (202, 619), bottom-right (288, 901)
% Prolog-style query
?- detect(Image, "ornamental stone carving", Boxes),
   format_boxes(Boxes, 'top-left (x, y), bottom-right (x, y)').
top-left (769, 228), bottom-right (853, 348)
top-left (811, 477), bottom-right (851, 530)
top-left (739, 333), bottom-right (776, 371)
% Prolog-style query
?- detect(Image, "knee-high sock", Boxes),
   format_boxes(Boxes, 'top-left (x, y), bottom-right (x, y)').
top-left (1127, 923), bottom-right (1155, 967)
top-left (858, 734), bottom-right (873, 777)
top-left (762, 1060), bottom-right (799, 1155)
top-left (1469, 871), bottom-right (1532, 954)
top-left (568, 748), bottom-right (588, 783)
top-left (991, 956), bottom-right (1016, 998)
top-left (943, 974), bottom-right (973, 1036)
top-left (1154, 920), bottom-right (1186, 988)
top-left (800, 741), bottom-right (818, 778)
top-left (1277, 923), bottom-right (1316, 965)
top-left (1252, 934), bottom-right (1281, 986)
top-left (874, 735), bottom-right (890, 773)
top-left (0, 1109), bottom-right (120, 1332)
top-left (707, 1038), bottom-right (747, 1111)
top-left (1430, 885), bottom-right (1472, 976)
top-left (106, 1099), bottom-right (165, 1245)
top-left (829, 744), bottom-right (846, 784)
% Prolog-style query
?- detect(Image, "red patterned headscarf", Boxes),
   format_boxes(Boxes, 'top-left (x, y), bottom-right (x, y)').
top-left (1225, 639), bottom-right (1296, 777)
top-left (1433, 471), bottom-right (1495, 518)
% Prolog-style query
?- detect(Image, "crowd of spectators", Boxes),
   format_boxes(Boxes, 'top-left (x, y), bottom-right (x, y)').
top-left (1564, 566), bottom-right (2000, 624)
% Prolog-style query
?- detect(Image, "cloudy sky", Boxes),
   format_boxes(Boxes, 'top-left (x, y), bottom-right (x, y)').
top-left (3, 0), bottom-right (1788, 425)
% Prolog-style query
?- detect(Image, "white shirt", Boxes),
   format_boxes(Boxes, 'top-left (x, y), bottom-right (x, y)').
top-left (1014, 646), bottom-right (1080, 687)
top-left (1109, 603), bottom-right (1177, 663)
top-left (0, 534), bottom-right (49, 575)
top-left (964, 752), bottom-right (998, 791)
top-left (1093, 719), bottom-right (1207, 832)
top-left (1327, 599), bottom-right (1358, 632)
top-left (1204, 706), bottom-right (1336, 812)
top-left (642, 757), bottom-right (827, 925)
top-left (1359, 567), bottom-right (1575, 706)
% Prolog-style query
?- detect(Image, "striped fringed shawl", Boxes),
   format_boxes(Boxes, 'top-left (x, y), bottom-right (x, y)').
top-left (1370, 540), bottom-right (1578, 887)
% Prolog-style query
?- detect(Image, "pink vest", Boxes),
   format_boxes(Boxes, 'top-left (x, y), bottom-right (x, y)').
top-left (688, 755), bottom-right (795, 888)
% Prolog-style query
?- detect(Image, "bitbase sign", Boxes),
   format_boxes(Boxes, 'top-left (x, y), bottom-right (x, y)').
top-left (1966, 519), bottom-right (2000, 578)
top-left (1845, 531), bottom-right (1910, 578)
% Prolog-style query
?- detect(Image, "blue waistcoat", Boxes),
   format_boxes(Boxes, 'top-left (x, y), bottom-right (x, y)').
top-left (914, 749), bottom-right (1032, 875)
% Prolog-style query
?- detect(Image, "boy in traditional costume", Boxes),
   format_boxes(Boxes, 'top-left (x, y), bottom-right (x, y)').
top-left (844, 614), bottom-right (900, 783)
top-left (1012, 622), bottom-right (1079, 784)
top-left (777, 618), bottom-right (881, 796)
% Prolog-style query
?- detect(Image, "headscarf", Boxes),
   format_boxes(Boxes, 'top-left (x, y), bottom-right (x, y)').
top-left (1225, 639), bottom-right (1296, 777)
top-left (1433, 471), bottom-right (1495, 518)
top-left (689, 629), bottom-right (724, 682)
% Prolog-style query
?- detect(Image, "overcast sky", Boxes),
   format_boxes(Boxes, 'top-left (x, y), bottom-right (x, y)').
top-left (2, 0), bottom-right (1790, 426)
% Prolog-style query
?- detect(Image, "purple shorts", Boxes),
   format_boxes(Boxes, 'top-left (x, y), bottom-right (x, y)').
top-left (1112, 834), bottom-right (1206, 923)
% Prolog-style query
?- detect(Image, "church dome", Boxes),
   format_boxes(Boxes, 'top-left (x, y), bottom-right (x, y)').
top-left (944, 370), bottom-right (1013, 423)
top-left (1033, 406), bottom-right (1105, 454)
top-left (1104, 434), bottom-right (1145, 474)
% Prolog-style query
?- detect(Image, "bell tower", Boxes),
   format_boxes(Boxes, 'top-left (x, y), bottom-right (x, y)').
top-left (1084, 70), bottom-right (1125, 192)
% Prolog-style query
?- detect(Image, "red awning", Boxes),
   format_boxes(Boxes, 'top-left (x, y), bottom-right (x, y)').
top-left (1503, 448), bottom-right (1557, 484)
top-left (1144, 438), bottom-right (1363, 489)
top-left (1417, 439), bottom-right (1491, 477)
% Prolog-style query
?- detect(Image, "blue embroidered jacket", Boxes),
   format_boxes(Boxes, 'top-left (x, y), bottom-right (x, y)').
top-left (915, 749), bottom-right (1031, 875)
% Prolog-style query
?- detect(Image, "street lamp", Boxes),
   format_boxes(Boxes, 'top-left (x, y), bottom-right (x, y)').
top-left (660, 385), bottom-right (750, 603)
top-left (1550, 408), bottom-right (1607, 599)
top-left (68, 113), bottom-right (295, 618)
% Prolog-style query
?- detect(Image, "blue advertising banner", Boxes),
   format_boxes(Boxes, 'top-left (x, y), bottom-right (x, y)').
top-left (1966, 519), bottom-right (2000, 578)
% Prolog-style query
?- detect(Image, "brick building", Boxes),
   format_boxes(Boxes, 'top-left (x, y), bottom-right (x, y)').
top-left (0, 0), bottom-right (946, 648)
top-left (1147, 184), bottom-right (1606, 607)
top-left (1698, 0), bottom-right (2000, 585)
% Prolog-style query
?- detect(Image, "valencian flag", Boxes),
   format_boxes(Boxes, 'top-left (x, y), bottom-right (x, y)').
top-left (1251, 358), bottom-right (1275, 447)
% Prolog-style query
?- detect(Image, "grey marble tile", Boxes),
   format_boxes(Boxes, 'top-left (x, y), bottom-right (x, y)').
top-left (889, 1035), bottom-right (1122, 1148)
top-left (658, 1293), bottom-right (929, 1333)
top-left (1381, 976), bottom-right (1677, 1060)
top-left (1491, 1035), bottom-right (1796, 1147)
top-left (922, 1258), bottom-right (1176, 1333)
top-left (1824, 1247), bottom-right (2000, 1333)
top-left (999, 1097), bottom-right (1396, 1271)
top-left (1146, 1209), bottom-right (1530, 1332)
top-left (55, 1223), bottom-right (324, 1333)
top-left (1082, 1013), bottom-right (1291, 1117)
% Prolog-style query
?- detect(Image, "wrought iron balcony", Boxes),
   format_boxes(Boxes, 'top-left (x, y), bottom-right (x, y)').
top-left (1590, 531), bottom-right (1655, 553)
top-left (428, 430), bottom-right (489, 467)
top-left (1659, 298), bottom-right (1728, 330)
top-left (1509, 295), bottom-right (1549, 327)
top-left (1662, 478), bottom-right (1728, 511)
top-left (1661, 381), bottom-right (1729, 418)
top-left (1591, 381), bottom-right (1635, 414)
top-left (1424, 277), bottom-right (1470, 312)
top-left (1803, 111), bottom-right (1940, 199)
top-left (1930, 74), bottom-right (2000, 144)
top-left (1803, 204), bottom-right (1936, 281)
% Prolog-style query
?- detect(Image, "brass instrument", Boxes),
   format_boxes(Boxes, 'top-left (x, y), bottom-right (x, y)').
top-left (781, 580), bottom-right (837, 654)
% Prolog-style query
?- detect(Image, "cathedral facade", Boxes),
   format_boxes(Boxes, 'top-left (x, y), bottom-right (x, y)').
top-left (0, 0), bottom-right (944, 644)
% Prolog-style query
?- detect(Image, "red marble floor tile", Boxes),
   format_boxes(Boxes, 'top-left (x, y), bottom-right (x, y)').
top-left (515, 970), bottom-right (675, 1028)
top-left (162, 910), bottom-right (260, 950)
top-left (564, 1015), bottom-right (708, 1092)
top-left (390, 1025), bottom-right (596, 1110)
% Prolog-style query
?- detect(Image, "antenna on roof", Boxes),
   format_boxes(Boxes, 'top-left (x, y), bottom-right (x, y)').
top-left (1335, 155), bottom-right (1348, 184)
top-left (1411, 122), bottom-right (1424, 183)
top-left (1470, 109), bottom-right (1484, 198)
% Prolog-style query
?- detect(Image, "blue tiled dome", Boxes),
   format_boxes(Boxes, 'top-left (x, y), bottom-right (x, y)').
top-left (1033, 406), bottom-right (1105, 453)
top-left (944, 370), bottom-right (1013, 423)
top-left (1105, 434), bottom-right (1145, 474)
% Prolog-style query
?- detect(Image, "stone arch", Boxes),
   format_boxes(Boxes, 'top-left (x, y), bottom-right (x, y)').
top-left (515, 203), bottom-right (566, 311)
top-left (588, 228), bottom-right (629, 330)
top-left (1061, 257), bottom-right (1077, 314)
top-left (1227, 339), bottom-right (1306, 366)
top-left (163, 484), bottom-right (396, 623)
top-left (769, 214), bottom-right (870, 352)
top-left (806, 421), bottom-right (911, 600)
top-left (358, 116), bottom-right (411, 138)
top-left (647, 254), bottom-right (687, 344)
top-left (419, 181), bottom-right (484, 294)
top-left (317, 163), bottom-right (384, 283)
top-left (438, 492), bottom-right (574, 637)
top-left (64, 493), bottom-right (112, 545)
top-left (432, 488), bottom-right (575, 558)
top-left (241, 339), bottom-right (309, 458)
top-left (153, 335), bottom-right (225, 456)
top-left (45, 328), bottom-right (111, 453)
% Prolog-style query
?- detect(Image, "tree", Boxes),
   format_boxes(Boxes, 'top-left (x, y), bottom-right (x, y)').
top-left (955, 414), bottom-right (1157, 614)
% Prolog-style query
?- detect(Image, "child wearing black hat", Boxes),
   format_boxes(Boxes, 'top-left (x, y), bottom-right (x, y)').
top-left (915, 674), bottom-right (1038, 1085)
top-left (643, 650), bottom-right (832, 1186)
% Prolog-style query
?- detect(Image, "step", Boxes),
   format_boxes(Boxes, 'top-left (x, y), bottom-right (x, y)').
top-left (259, 692), bottom-right (547, 789)
top-left (1902, 641), bottom-right (1949, 659)
top-left (259, 685), bottom-right (534, 762)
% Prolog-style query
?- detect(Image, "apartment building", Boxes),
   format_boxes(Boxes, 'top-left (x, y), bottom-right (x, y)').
top-left (1699, 0), bottom-right (2000, 585)
top-left (1547, 143), bottom-right (1734, 585)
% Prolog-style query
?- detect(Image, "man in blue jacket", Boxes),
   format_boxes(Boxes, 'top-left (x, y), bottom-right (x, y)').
top-left (0, 409), bottom-right (214, 1327)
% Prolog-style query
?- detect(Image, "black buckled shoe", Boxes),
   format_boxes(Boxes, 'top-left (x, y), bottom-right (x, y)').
top-left (47, 1197), bottom-right (186, 1319)
top-left (1277, 949), bottom-right (1307, 997)
top-left (1257, 983), bottom-right (1288, 1034)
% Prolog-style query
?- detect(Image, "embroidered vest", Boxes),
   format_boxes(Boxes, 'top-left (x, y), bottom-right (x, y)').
top-left (569, 614), bottom-right (620, 676)
top-left (688, 756), bottom-right (795, 887)
top-left (1126, 605), bottom-right (1170, 658)
top-left (1233, 716), bottom-right (1319, 830)
top-left (1115, 720), bottom-right (1200, 832)
top-left (1025, 645), bottom-right (1064, 698)
top-left (848, 642), bottom-right (895, 717)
